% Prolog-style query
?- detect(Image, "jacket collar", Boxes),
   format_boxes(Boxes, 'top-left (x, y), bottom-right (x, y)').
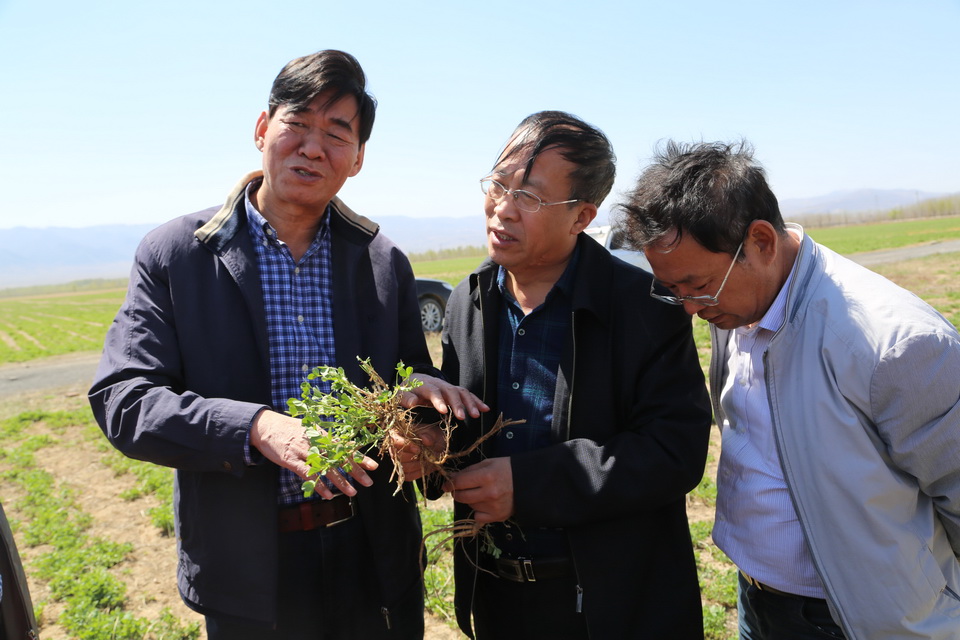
top-left (468, 232), bottom-right (614, 320)
top-left (194, 170), bottom-right (380, 252)
top-left (780, 223), bottom-right (821, 327)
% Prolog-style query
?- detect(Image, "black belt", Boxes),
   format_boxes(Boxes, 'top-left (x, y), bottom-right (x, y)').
top-left (740, 571), bottom-right (824, 601)
top-left (278, 495), bottom-right (355, 532)
top-left (483, 555), bottom-right (573, 583)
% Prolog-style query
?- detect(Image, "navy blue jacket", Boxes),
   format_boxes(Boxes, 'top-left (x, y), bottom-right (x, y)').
top-left (89, 172), bottom-right (436, 625)
top-left (441, 233), bottom-right (712, 638)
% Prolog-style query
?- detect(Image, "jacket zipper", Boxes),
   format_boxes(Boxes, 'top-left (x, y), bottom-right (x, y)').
top-left (568, 310), bottom-right (588, 634)
top-left (469, 274), bottom-right (485, 638)
top-left (380, 606), bottom-right (392, 630)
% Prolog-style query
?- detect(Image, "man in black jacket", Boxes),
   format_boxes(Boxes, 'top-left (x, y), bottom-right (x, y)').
top-left (437, 111), bottom-right (712, 638)
top-left (89, 50), bottom-right (483, 640)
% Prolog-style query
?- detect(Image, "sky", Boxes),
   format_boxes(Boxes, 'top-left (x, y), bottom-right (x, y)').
top-left (1, 0), bottom-right (958, 230)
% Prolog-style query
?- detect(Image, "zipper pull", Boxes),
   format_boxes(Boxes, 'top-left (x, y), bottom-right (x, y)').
top-left (576, 585), bottom-right (584, 613)
top-left (381, 606), bottom-right (392, 630)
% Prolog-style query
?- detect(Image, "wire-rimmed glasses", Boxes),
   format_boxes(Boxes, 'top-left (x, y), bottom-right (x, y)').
top-left (650, 242), bottom-right (744, 306)
top-left (480, 177), bottom-right (580, 213)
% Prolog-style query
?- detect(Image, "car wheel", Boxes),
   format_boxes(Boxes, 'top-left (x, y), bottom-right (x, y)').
top-left (419, 296), bottom-right (444, 332)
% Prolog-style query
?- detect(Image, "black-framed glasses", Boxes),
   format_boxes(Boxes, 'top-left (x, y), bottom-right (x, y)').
top-left (650, 242), bottom-right (743, 306)
top-left (480, 177), bottom-right (580, 213)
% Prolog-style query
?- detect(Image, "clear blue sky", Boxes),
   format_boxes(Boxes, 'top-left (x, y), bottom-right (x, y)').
top-left (2, 0), bottom-right (958, 230)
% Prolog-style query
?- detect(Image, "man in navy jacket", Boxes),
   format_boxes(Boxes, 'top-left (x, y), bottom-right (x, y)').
top-left (89, 50), bottom-right (483, 639)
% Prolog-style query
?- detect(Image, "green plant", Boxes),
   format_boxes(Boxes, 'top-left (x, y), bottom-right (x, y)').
top-left (287, 358), bottom-right (444, 497)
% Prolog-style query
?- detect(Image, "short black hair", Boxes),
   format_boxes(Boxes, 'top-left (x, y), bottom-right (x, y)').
top-left (617, 140), bottom-right (784, 255)
top-left (267, 50), bottom-right (377, 145)
top-left (494, 111), bottom-right (616, 206)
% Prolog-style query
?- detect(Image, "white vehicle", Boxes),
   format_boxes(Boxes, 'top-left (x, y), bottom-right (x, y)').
top-left (584, 224), bottom-right (652, 272)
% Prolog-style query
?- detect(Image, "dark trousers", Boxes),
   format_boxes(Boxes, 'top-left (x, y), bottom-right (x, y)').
top-left (206, 516), bottom-right (424, 640)
top-left (472, 565), bottom-right (589, 640)
top-left (738, 572), bottom-right (845, 640)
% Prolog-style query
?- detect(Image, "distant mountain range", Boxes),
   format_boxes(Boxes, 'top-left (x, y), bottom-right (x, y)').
top-left (777, 189), bottom-right (941, 217)
top-left (0, 188), bottom-right (949, 289)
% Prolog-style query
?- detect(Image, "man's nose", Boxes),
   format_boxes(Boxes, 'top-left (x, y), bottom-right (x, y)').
top-left (682, 299), bottom-right (706, 315)
top-left (492, 193), bottom-right (520, 219)
top-left (299, 132), bottom-right (327, 160)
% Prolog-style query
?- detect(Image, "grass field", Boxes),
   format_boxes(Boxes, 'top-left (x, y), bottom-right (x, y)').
top-left (1, 217), bottom-right (959, 638)
top-left (0, 289), bottom-right (125, 363)
top-left (804, 215), bottom-right (960, 255)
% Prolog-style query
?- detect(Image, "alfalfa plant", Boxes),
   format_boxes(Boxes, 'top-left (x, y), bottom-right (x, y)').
top-left (286, 358), bottom-right (520, 563)
top-left (287, 357), bottom-right (512, 497)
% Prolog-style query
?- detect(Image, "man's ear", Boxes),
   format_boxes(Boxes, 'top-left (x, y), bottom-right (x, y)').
top-left (745, 220), bottom-right (780, 266)
top-left (254, 111), bottom-right (269, 150)
top-left (571, 202), bottom-right (598, 235)
top-left (349, 143), bottom-right (365, 177)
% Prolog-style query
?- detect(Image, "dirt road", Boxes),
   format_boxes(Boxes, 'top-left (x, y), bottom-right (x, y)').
top-left (0, 350), bottom-right (101, 399)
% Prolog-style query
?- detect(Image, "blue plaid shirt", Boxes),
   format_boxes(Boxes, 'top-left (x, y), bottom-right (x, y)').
top-left (493, 248), bottom-right (579, 457)
top-left (245, 185), bottom-right (337, 505)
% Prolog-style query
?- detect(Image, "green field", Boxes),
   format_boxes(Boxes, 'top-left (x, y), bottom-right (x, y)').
top-left (0, 289), bottom-right (125, 363)
top-left (805, 216), bottom-right (960, 255)
top-left (411, 253), bottom-right (484, 289)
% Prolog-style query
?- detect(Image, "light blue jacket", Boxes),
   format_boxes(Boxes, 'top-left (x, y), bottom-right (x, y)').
top-left (710, 227), bottom-right (960, 639)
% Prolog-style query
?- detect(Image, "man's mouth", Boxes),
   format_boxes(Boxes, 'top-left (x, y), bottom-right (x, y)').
top-left (489, 228), bottom-right (515, 243)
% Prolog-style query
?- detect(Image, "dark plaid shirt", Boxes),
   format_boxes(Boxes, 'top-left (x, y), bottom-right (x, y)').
top-left (490, 249), bottom-right (579, 557)
top-left (493, 249), bottom-right (579, 457)
top-left (245, 186), bottom-right (336, 505)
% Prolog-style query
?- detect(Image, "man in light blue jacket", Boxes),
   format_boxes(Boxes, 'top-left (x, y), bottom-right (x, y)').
top-left (616, 140), bottom-right (960, 639)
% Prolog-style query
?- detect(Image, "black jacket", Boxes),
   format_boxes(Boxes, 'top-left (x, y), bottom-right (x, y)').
top-left (441, 233), bottom-right (712, 638)
top-left (89, 172), bottom-right (436, 625)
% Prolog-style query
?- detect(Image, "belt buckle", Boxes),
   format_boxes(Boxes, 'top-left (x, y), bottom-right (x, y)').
top-left (327, 496), bottom-right (355, 528)
top-left (497, 557), bottom-right (536, 582)
top-left (521, 558), bottom-right (536, 582)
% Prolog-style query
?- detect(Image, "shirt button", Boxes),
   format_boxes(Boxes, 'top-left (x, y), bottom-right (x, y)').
top-left (518, 328), bottom-right (525, 336)
top-left (505, 533), bottom-right (514, 541)
top-left (511, 382), bottom-right (519, 390)
top-left (297, 315), bottom-right (304, 323)
top-left (221, 461), bottom-right (233, 472)
top-left (505, 431), bottom-right (514, 439)
top-left (294, 267), bottom-right (300, 275)
top-left (302, 364), bottom-right (309, 372)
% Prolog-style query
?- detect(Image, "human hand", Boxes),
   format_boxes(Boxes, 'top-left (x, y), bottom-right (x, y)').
top-left (249, 409), bottom-right (378, 499)
top-left (401, 374), bottom-right (489, 421)
top-left (389, 423), bottom-right (448, 481)
top-left (443, 457), bottom-right (514, 523)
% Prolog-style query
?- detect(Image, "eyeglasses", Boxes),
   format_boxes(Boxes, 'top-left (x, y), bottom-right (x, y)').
top-left (650, 242), bottom-right (743, 307)
top-left (480, 177), bottom-right (580, 213)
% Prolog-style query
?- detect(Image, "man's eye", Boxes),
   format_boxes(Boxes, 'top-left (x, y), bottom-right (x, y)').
top-left (515, 192), bottom-right (540, 208)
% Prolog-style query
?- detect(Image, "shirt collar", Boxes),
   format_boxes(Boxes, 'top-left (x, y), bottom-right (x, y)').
top-left (243, 181), bottom-right (331, 244)
top-left (749, 225), bottom-right (804, 334)
top-left (496, 245), bottom-right (581, 304)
